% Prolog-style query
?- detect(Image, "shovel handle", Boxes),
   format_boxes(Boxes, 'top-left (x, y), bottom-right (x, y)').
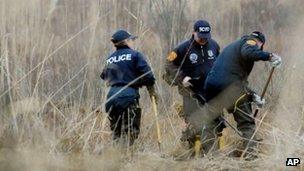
top-left (254, 67), bottom-right (275, 117)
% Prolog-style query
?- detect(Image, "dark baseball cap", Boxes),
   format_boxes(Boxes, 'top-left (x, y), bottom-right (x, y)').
top-left (193, 20), bottom-right (211, 39)
top-left (111, 29), bottom-right (137, 43)
top-left (250, 31), bottom-right (266, 43)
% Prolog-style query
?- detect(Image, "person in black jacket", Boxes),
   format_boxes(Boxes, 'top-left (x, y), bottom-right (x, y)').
top-left (101, 29), bottom-right (157, 146)
top-left (200, 31), bottom-right (282, 157)
top-left (164, 20), bottom-right (220, 150)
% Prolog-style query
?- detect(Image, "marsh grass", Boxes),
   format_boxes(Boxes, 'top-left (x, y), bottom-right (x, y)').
top-left (0, 0), bottom-right (304, 170)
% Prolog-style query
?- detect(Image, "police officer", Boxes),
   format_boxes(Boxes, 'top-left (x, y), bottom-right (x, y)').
top-left (101, 29), bottom-right (157, 146)
top-left (164, 20), bottom-right (220, 149)
top-left (202, 31), bottom-right (282, 158)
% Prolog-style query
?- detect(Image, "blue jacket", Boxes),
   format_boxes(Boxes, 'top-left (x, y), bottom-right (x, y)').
top-left (105, 86), bottom-right (139, 112)
top-left (101, 45), bottom-right (155, 88)
top-left (101, 45), bottom-right (155, 111)
top-left (204, 35), bottom-right (271, 100)
top-left (164, 37), bottom-right (220, 94)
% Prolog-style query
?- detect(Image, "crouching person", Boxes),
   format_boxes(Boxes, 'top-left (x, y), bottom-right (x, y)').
top-left (201, 31), bottom-right (282, 159)
top-left (100, 29), bottom-right (157, 146)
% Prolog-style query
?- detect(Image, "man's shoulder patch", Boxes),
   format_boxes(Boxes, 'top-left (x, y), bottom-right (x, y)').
top-left (167, 51), bottom-right (178, 62)
top-left (246, 40), bottom-right (257, 46)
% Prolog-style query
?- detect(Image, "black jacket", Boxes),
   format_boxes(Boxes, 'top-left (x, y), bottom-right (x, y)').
top-left (204, 35), bottom-right (271, 101)
top-left (101, 46), bottom-right (155, 88)
top-left (164, 37), bottom-right (220, 94)
top-left (101, 45), bottom-right (156, 111)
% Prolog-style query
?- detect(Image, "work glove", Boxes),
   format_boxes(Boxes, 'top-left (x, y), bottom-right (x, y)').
top-left (182, 76), bottom-right (193, 88)
top-left (252, 93), bottom-right (266, 108)
top-left (147, 85), bottom-right (158, 104)
top-left (269, 53), bottom-right (282, 67)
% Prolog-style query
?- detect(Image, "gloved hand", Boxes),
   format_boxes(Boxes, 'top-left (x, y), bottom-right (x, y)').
top-left (252, 93), bottom-right (266, 108)
top-left (182, 76), bottom-right (193, 88)
top-left (269, 53), bottom-right (282, 67)
top-left (147, 85), bottom-right (158, 104)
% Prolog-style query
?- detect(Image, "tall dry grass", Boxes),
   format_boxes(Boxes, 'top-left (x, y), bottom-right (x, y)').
top-left (0, 0), bottom-right (304, 170)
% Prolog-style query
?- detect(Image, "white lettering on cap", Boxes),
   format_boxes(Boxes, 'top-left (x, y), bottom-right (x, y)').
top-left (252, 33), bottom-right (259, 37)
top-left (199, 27), bottom-right (210, 32)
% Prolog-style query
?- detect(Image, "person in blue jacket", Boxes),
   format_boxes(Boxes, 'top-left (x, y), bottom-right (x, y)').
top-left (101, 29), bottom-right (157, 146)
top-left (164, 20), bottom-right (220, 151)
top-left (202, 31), bottom-right (282, 158)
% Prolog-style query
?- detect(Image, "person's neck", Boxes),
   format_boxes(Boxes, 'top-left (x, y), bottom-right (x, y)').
top-left (115, 45), bottom-right (130, 50)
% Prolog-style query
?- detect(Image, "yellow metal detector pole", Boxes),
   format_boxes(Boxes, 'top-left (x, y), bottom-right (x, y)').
top-left (218, 136), bottom-right (225, 150)
top-left (194, 135), bottom-right (202, 158)
top-left (152, 96), bottom-right (162, 152)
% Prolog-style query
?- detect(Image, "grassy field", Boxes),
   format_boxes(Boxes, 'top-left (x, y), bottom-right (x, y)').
top-left (1, 0), bottom-right (304, 170)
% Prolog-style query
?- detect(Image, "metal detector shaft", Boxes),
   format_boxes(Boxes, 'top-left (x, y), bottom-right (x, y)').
top-left (152, 96), bottom-right (162, 152)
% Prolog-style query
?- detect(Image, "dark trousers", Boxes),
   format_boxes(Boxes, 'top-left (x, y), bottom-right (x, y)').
top-left (189, 81), bottom-right (256, 154)
top-left (180, 89), bottom-right (224, 148)
top-left (107, 100), bottom-right (141, 146)
top-left (205, 82), bottom-right (256, 139)
top-left (230, 95), bottom-right (255, 139)
top-left (180, 93), bottom-right (202, 147)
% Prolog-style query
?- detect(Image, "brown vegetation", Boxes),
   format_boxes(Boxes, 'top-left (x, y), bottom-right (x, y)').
top-left (0, 0), bottom-right (304, 170)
